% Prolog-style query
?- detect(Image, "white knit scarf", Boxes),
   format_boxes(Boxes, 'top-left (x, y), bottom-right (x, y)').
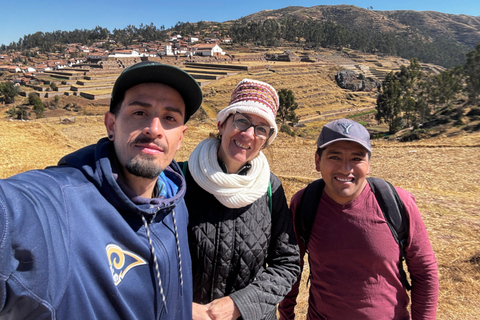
top-left (188, 138), bottom-right (271, 208)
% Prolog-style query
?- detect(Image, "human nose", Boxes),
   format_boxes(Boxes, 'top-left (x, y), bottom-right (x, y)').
top-left (338, 159), bottom-right (353, 174)
top-left (143, 117), bottom-right (163, 137)
top-left (242, 125), bottom-right (256, 138)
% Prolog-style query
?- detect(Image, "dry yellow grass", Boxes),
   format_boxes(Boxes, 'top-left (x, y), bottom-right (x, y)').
top-left (0, 118), bottom-right (106, 178)
top-left (1, 116), bottom-right (479, 319)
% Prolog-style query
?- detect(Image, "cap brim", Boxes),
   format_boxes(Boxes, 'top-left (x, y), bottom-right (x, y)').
top-left (319, 138), bottom-right (372, 153)
top-left (110, 62), bottom-right (202, 122)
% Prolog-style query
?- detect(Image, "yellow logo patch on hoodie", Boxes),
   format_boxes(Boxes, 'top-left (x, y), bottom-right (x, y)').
top-left (106, 244), bottom-right (147, 285)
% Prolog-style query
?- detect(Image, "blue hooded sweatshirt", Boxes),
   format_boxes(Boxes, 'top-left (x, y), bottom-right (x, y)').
top-left (0, 138), bottom-right (192, 319)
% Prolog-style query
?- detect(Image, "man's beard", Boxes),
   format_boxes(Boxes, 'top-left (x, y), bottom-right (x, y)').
top-left (125, 154), bottom-right (164, 179)
top-left (124, 136), bottom-right (168, 179)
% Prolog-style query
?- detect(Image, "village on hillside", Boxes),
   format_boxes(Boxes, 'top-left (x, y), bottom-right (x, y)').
top-left (0, 32), bottom-right (248, 103)
top-left (0, 33), bottom-right (231, 91)
top-left (0, 29), bottom-right (446, 118)
top-left (0, 32), bottom-right (231, 72)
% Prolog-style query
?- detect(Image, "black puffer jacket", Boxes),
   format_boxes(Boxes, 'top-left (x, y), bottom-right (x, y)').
top-left (182, 165), bottom-right (300, 320)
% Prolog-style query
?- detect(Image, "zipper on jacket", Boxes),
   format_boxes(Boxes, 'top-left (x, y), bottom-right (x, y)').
top-left (141, 213), bottom-right (168, 315)
top-left (140, 207), bottom-right (184, 315)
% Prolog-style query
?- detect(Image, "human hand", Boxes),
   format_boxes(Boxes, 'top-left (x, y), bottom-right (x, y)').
top-left (193, 302), bottom-right (212, 320)
top-left (205, 296), bottom-right (241, 320)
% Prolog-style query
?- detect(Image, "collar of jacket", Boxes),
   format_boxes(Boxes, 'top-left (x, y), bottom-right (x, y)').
top-left (218, 159), bottom-right (251, 175)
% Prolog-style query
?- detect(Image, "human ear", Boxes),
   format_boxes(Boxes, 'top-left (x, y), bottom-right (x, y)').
top-left (175, 126), bottom-right (187, 151)
top-left (315, 152), bottom-right (321, 172)
top-left (104, 112), bottom-right (116, 140)
top-left (218, 120), bottom-right (227, 137)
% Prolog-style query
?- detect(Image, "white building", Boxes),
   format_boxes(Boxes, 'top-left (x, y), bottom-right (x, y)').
top-left (191, 43), bottom-right (225, 57)
top-left (108, 50), bottom-right (140, 58)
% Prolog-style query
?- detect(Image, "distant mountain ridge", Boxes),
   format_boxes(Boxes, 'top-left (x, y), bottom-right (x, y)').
top-left (383, 10), bottom-right (480, 48)
top-left (232, 5), bottom-right (480, 50)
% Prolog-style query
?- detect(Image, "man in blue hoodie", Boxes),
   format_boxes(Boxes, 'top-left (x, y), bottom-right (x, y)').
top-left (0, 61), bottom-right (203, 319)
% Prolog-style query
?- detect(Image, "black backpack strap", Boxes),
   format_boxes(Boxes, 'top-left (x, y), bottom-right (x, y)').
top-left (296, 179), bottom-right (325, 287)
top-left (182, 161), bottom-right (188, 176)
top-left (367, 177), bottom-right (412, 290)
top-left (267, 180), bottom-right (272, 214)
top-left (296, 179), bottom-right (325, 253)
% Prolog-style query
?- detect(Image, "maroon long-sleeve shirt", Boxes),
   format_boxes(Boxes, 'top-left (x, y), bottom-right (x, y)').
top-left (278, 183), bottom-right (438, 320)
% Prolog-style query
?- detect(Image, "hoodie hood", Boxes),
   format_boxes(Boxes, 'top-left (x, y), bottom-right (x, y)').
top-left (58, 137), bottom-right (186, 218)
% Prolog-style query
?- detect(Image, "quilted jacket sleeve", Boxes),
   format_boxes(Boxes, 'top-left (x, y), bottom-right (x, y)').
top-left (230, 174), bottom-right (301, 320)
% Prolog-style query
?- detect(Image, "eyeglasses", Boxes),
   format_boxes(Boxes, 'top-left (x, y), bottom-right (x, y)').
top-left (232, 112), bottom-right (274, 140)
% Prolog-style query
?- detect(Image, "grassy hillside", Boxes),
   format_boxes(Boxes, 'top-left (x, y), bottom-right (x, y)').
top-left (240, 5), bottom-right (480, 50)
top-left (228, 5), bottom-right (478, 67)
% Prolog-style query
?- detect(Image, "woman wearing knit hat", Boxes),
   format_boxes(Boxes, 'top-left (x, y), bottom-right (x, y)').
top-left (181, 79), bottom-right (300, 320)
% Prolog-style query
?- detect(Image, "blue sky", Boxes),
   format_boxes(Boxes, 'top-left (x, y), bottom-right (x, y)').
top-left (1, 0), bottom-right (479, 46)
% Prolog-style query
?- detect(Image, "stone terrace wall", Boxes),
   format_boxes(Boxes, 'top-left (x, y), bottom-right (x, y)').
top-left (229, 53), bottom-right (265, 62)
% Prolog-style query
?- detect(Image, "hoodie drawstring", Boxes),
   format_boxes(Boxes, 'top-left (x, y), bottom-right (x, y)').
top-left (171, 209), bottom-right (184, 288)
top-left (140, 208), bottom-right (183, 315)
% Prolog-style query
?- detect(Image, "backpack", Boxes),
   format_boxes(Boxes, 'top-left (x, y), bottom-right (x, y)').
top-left (181, 161), bottom-right (273, 213)
top-left (296, 177), bottom-right (412, 290)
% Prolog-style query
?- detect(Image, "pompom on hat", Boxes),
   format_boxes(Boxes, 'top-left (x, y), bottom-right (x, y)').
top-left (217, 79), bottom-right (279, 146)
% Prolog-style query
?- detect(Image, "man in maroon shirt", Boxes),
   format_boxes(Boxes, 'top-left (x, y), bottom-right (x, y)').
top-left (278, 119), bottom-right (438, 320)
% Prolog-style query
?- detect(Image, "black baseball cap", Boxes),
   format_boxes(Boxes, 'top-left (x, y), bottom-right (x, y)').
top-left (110, 61), bottom-right (203, 123)
top-left (317, 118), bottom-right (372, 152)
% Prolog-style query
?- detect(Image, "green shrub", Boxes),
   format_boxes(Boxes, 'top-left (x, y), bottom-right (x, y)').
top-left (280, 123), bottom-right (295, 137)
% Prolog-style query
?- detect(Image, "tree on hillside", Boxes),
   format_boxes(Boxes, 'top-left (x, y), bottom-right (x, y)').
top-left (396, 58), bottom-right (424, 128)
top-left (6, 106), bottom-right (16, 118)
top-left (28, 92), bottom-right (45, 118)
top-left (277, 88), bottom-right (299, 125)
top-left (0, 82), bottom-right (18, 104)
top-left (434, 67), bottom-right (463, 106)
top-left (376, 58), bottom-right (436, 132)
top-left (415, 65), bottom-right (463, 122)
top-left (464, 42), bottom-right (480, 104)
top-left (376, 71), bottom-right (403, 133)
top-left (398, 58), bottom-right (423, 89)
top-left (14, 106), bottom-right (29, 120)
top-left (419, 75), bottom-right (440, 110)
